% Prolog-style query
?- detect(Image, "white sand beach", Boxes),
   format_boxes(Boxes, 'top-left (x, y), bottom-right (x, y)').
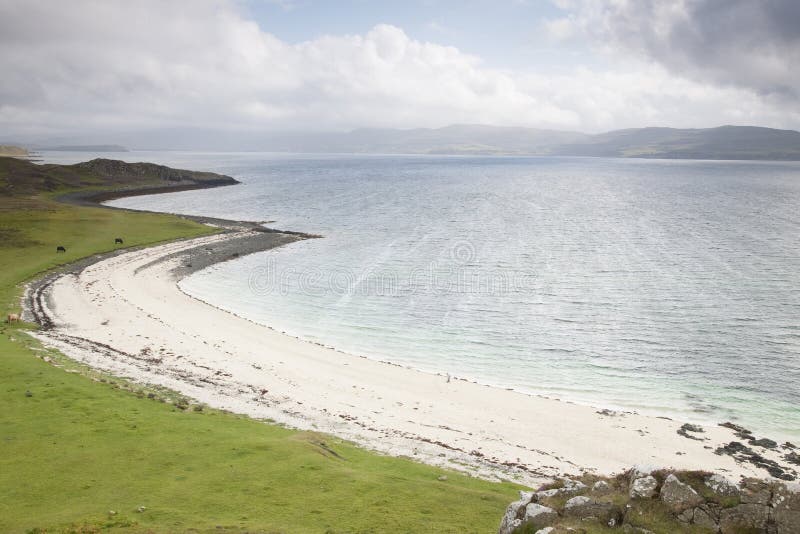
top-left (27, 230), bottom-right (792, 487)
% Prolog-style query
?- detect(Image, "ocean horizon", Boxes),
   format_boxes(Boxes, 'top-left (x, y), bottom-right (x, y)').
top-left (42, 150), bottom-right (800, 441)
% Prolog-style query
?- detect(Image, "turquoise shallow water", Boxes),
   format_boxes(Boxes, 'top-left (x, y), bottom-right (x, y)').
top-left (44, 151), bottom-right (800, 440)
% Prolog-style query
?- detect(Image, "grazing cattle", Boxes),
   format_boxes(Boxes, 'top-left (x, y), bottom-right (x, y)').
top-left (115, 237), bottom-right (124, 244)
top-left (56, 246), bottom-right (66, 253)
top-left (7, 313), bottom-right (20, 323)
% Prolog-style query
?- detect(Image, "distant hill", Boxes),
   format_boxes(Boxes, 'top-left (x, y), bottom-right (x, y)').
top-left (41, 144), bottom-right (128, 152)
top-left (0, 157), bottom-right (237, 197)
top-left (277, 124), bottom-right (588, 155)
top-left (12, 124), bottom-right (800, 160)
top-left (551, 126), bottom-right (800, 160)
top-left (251, 124), bottom-right (800, 160)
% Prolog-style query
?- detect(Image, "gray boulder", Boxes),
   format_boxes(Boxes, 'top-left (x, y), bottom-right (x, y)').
top-left (630, 475), bottom-right (658, 499)
top-left (719, 503), bottom-right (770, 533)
top-left (535, 479), bottom-right (588, 501)
top-left (705, 473), bottom-right (739, 499)
top-left (562, 495), bottom-right (624, 526)
top-left (676, 508), bottom-right (694, 524)
top-left (563, 479), bottom-right (588, 492)
top-left (592, 480), bottom-right (611, 494)
top-left (564, 495), bottom-right (591, 508)
top-left (692, 507), bottom-right (718, 529)
top-left (660, 474), bottom-right (704, 512)
top-left (521, 503), bottom-right (558, 530)
top-left (630, 465), bottom-right (656, 478)
top-left (534, 488), bottom-right (560, 499)
top-left (771, 483), bottom-right (800, 534)
top-left (498, 493), bottom-right (534, 534)
top-left (739, 478), bottom-right (771, 505)
top-left (533, 529), bottom-right (554, 534)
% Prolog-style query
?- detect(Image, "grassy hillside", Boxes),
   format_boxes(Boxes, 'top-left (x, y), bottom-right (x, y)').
top-left (0, 158), bottom-right (518, 532)
top-left (0, 156), bottom-right (237, 198)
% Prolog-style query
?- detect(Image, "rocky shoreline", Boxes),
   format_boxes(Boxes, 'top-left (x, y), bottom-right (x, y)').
top-left (499, 467), bottom-right (800, 533)
top-left (28, 178), bottom-right (321, 326)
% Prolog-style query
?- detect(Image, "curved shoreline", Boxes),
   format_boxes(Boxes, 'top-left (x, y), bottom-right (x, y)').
top-left (15, 178), bottom-right (795, 485)
top-left (24, 227), bottom-right (798, 485)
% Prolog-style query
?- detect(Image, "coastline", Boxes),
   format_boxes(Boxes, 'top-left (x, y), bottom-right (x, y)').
top-left (19, 180), bottom-right (797, 487)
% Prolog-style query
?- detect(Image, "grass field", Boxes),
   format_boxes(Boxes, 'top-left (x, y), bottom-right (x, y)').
top-left (0, 194), bottom-right (519, 533)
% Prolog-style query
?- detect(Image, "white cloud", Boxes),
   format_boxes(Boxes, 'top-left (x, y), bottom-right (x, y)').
top-left (546, 0), bottom-right (800, 102)
top-left (0, 0), bottom-right (797, 140)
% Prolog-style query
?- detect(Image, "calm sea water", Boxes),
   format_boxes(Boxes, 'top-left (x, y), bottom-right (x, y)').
top-left (44, 151), bottom-right (800, 439)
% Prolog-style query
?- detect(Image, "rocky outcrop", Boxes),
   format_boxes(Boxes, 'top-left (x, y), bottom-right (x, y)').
top-left (660, 474), bottom-right (704, 512)
top-left (705, 473), bottom-right (740, 498)
top-left (629, 475), bottom-right (658, 499)
top-left (772, 483), bottom-right (800, 533)
top-left (73, 158), bottom-right (238, 186)
top-left (498, 469), bottom-right (800, 534)
top-left (562, 496), bottom-right (624, 526)
top-left (498, 492), bottom-right (531, 534)
top-left (522, 503), bottom-right (558, 530)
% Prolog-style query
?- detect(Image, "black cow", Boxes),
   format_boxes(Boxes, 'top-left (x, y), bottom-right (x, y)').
top-left (115, 237), bottom-right (124, 244)
top-left (56, 246), bottom-right (66, 253)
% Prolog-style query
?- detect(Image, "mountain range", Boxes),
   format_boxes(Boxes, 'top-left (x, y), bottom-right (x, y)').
top-left (272, 124), bottom-right (800, 160)
top-left (7, 124), bottom-right (800, 160)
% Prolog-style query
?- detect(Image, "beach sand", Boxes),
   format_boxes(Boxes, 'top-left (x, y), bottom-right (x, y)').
top-left (26, 229), bottom-right (794, 487)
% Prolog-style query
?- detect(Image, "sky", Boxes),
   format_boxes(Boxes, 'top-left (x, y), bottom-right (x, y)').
top-left (1, 0), bottom-right (799, 143)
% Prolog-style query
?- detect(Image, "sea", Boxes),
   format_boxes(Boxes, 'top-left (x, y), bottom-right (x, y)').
top-left (41, 151), bottom-right (800, 441)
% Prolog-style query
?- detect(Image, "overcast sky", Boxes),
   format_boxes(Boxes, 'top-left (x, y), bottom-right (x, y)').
top-left (1, 0), bottom-right (799, 142)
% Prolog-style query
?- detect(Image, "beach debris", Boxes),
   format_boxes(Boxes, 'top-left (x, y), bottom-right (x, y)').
top-left (24, 390), bottom-right (32, 397)
top-left (715, 441), bottom-right (796, 481)
top-left (677, 422), bottom-right (706, 441)
top-left (136, 505), bottom-right (146, 513)
top-left (437, 475), bottom-right (448, 481)
top-left (750, 437), bottom-right (778, 449)
top-left (596, 408), bottom-right (619, 417)
top-left (720, 421), bottom-right (755, 439)
top-left (629, 475), bottom-right (658, 499)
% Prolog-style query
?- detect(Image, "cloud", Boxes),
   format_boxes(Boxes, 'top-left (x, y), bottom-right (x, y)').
top-left (548, 0), bottom-right (800, 102)
top-left (0, 0), bottom-right (798, 141)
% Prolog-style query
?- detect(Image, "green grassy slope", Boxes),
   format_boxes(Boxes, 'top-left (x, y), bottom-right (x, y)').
top-left (0, 160), bottom-right (518, 533)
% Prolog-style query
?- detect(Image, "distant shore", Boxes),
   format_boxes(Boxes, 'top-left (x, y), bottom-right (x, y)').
top-left (23, 180), bottom-right (798, 484)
